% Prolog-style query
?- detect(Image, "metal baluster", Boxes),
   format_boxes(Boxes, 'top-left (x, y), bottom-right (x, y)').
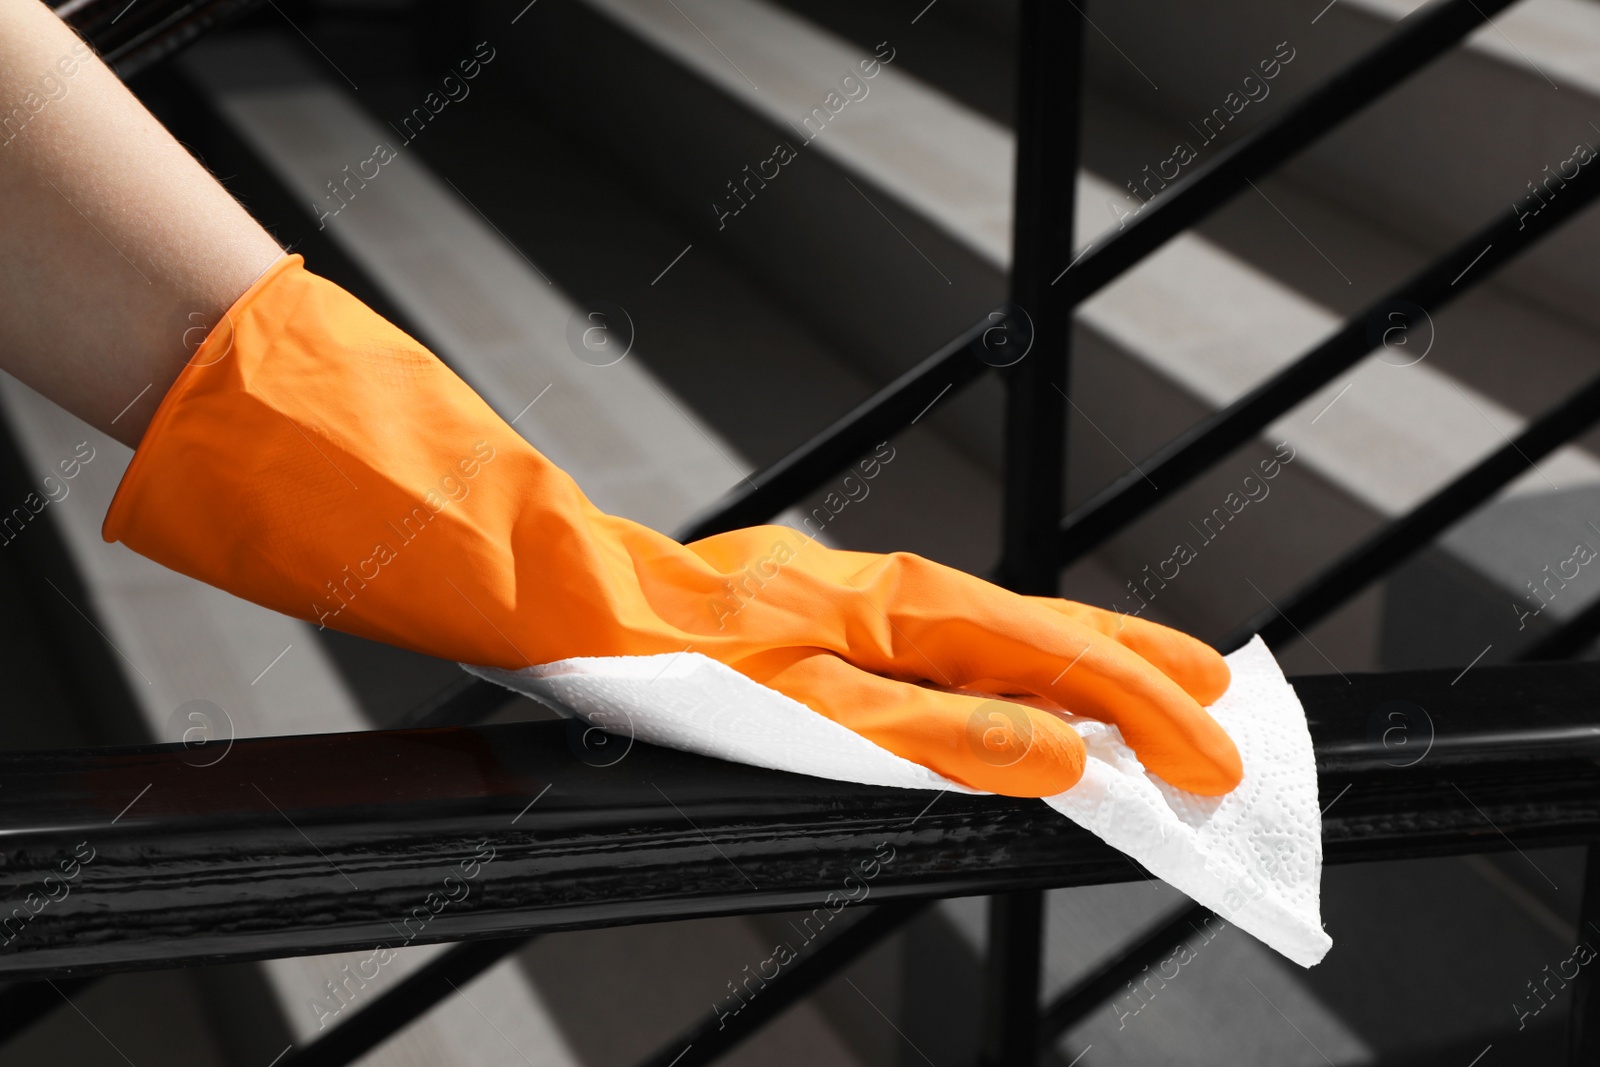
top-left (996, 0), bottom-right (1081, 598)
top-left (982, 2), bottom-right (1083, 1064)
top-left (980, 891), bottom-right (1047, 1067)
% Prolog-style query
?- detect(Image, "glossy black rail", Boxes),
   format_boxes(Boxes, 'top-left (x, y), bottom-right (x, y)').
top-left (1, 659), bottom-right (1598, 983)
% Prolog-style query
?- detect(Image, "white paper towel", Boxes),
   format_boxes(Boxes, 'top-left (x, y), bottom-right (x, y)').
top-left (466, 635), bottom-right (1330, 966)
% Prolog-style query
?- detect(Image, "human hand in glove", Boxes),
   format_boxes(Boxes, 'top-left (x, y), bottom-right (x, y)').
top-left (101, 255), bottom-right (1242, 799)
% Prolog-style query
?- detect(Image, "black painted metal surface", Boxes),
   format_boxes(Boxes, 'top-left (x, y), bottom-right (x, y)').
top-left (983, 0), bottom-right (1085, 1060)
top-left (0, 662), bottom-right (1597, 981)
top-left (995, 0), bottom-right (1081, 600)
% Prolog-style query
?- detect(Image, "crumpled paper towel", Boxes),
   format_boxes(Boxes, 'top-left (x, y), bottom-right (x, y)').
top-left (466, 635), bottom-right (1330, 967)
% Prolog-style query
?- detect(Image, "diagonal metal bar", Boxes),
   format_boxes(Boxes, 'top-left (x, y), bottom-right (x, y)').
top-left (1037, 902), bottom-right (1210, 1044)
top-left (674, 312), bottom-right (1004, 544)
top-left (671, 0), bottom-right (1526, 575)
top-left (1061, 151), bottom-right (1600, 568)
top-left (1513, 559), bottom-right (1600, 659)
top-left (1225, 367), bottom-right (1600, 652)
top-left (681, 0), bottom-right (1523, 563)
top-left (1521, 598), bottom-right (1600, 662)
top-left (398, 673), bottom-right (513, 729)
top-left (413, 308), bottom-right (1010, 729)
top-left (410, 109), bottom-right (1590, 738)
top-left (280, 937), bottom-right (533, 1067)
top-left (1051, 0), bottom-right (1520, 307)
top-left (630, 901), bottom-right (929, 1067)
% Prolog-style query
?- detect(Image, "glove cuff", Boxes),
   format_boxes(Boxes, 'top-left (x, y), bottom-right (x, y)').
top-left (103, 252), bottom-right (304, 545)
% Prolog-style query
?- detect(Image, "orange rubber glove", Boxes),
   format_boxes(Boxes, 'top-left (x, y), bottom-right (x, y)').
top-left (103, 255), bottom-right (1241, 798)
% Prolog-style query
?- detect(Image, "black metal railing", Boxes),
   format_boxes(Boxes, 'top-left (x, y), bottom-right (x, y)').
top-left (423, 0), bottom-right (1590, 729)
top-left (13, 0), bottom-right (1600, 1063)
top-left (25, 655), bottom-right (1600, 951)
top-left (2, 661), bottom-right (1600, 1033)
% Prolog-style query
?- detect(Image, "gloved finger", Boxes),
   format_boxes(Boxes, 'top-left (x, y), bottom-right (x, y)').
top-left (822, 554), bottom-right (1241, 795)
top-left (688, 532), bottom-right (1215, 704)
top-left (928, 623), bottom-right (1239, 796)
top-left (1027, 629), bottom-right (1241, 795)
top-left (1026, 598), bottom-right (1230, 706)
top-left (730, 647), bottom-right (1087, 798)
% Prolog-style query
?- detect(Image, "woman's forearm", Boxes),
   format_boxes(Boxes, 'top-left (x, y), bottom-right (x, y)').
top-left (0, 0), bottom-right (281, 446)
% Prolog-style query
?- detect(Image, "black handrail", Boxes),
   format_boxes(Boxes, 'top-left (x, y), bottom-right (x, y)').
top-left (3, 659), bottom-right (1600, 981)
